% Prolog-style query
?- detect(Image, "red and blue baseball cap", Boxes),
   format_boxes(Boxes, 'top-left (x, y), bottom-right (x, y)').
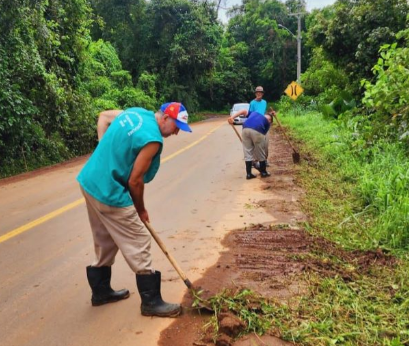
top-left (160, 102), bottom-right (192, 132)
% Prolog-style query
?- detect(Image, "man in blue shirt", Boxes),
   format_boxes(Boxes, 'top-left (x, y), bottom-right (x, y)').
top-left (77, 102), bottom-right (191, 318)
top-left (230, 86), bottom-right (271, 171)
top-left (229, 111), bottom-right (272, 179)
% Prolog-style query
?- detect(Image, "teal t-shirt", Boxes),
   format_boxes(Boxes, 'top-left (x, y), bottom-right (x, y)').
top-left (77, 107), bottom-right (163, 207)
top-left (249, 99), bottom-right (267, 115)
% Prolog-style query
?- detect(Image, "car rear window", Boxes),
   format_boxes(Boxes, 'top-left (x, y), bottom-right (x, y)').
top-left (234, 104), bottom-right (249, 111)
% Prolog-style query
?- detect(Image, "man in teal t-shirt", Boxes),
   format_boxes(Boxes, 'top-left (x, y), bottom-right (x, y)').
top-left (77, 102), bottom-right (191, 318)
top-left (230, 86), bottom-right (268, 119)
top-left (249, 86), bottom-right (267, 115)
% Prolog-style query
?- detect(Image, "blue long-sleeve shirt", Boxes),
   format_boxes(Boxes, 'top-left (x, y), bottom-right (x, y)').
top-left (243, 112), bottom-right (270, 135)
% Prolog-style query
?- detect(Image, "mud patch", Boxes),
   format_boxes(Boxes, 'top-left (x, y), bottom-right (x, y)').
top-left (224, 224), bottom-right (309, 299)
top-left (159, 223), bottom-right (307, 346)
top-left (304, 236), bottom-right (398, 281)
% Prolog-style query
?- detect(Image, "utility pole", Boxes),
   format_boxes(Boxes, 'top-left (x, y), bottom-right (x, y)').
top-left (217, 0), bottom-right (222, 13)
top-left (289, 0), bottom-right (305, 83)
top-left (296, 12), bottom-right (301, 83)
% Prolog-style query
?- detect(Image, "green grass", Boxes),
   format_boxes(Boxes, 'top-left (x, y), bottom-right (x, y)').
top-left (275, 110), bottom-right (409, 345)
top-left (281, 269), bottom-right (409, 345)
top-left (189, 113), bottom-right (207, 123)
top-left (281, 111), bottom-right (409, 253)
top-left (198, 289), bottom-right (277, 340)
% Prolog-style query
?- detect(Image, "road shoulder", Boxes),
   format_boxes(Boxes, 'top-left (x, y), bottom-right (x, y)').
top-left (158, 124), bottom-right (308, 346)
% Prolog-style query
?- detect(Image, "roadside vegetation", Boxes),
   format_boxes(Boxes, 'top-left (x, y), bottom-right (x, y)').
top-left (275, 109), bottom-right (409, 345)
top-left (283, 111), bottom-right (409, 253)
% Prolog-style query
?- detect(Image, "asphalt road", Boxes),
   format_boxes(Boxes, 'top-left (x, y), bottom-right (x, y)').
top-left (0, 117), bottom-right (272, 346)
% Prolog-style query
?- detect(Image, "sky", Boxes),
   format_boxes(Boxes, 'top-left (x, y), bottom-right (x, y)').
top-left (218, 0), bottom-right (337, 23)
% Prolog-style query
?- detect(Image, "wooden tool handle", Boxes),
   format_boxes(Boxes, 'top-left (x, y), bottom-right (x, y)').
top-left (271, 112), bottom-right (298, 154)
top-left (231, 124), bottom-right (242, 142)
top-left (144, 221), bottom-right (193, 289)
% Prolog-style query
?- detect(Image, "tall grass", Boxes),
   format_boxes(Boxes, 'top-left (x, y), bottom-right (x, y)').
top-left (272, 110), bottom-right (409, 345)
top-left (280, 111), bottom-right (409, 253)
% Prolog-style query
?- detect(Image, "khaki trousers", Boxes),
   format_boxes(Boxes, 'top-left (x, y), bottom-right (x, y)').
top-left (242, 128), bottom-right (268, 161)
top-left (81, 187), bottom-right (152, 273)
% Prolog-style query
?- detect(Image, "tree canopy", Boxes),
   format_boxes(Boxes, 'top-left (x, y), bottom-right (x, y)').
top-left (1, 0), bottom-right (408, 177)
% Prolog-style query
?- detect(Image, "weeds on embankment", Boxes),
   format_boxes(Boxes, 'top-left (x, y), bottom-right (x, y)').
top-left (283, 111), bottom-right (409, 253)
top-left (276, 111), bottom-right (409, 345)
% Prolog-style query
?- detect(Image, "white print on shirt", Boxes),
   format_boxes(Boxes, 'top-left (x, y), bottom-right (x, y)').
top-left (119, 113), bottom-right (136, 127)
top-left (125, 114), bottom-right (135, 127)
top-left (118, 110), bottom-right (143, 136)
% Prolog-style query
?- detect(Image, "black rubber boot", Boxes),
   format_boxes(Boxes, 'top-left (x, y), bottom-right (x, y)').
top-left (136, 271), bottom-right (181, 317)
top-left (86, 266), bottom-right (130, 306)
top-left (252, 161), bottom-right (261, 172)
top-left (245, 161), bottom-right (256, 180)
top-left (259, 161), bottom-right (271, 178)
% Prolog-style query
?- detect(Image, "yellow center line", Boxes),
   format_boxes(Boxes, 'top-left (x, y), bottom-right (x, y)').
top-left (161, 122), bottom-right (223, 163)
top-left (0, 122), bottom-right (225, 244)
top-left (0, 199), bottom-right (85, 244)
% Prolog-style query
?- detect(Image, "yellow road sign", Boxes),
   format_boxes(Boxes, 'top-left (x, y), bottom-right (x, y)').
top-left (284, 81), bottom-right (304, 101)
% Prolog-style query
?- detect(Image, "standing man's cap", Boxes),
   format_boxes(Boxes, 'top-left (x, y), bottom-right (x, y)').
top-left (255, 86), bottom-right (264, 93)
top-left (160, 102), bottom-right (192, 132)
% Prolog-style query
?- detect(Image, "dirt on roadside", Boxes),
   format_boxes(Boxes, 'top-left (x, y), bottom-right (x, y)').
top-left (158, 123), bottom-right (397, 346)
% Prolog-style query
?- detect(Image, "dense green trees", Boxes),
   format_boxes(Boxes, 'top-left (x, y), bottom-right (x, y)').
top-left (90, 0), bottom-right (223, 110)
top-left (1, 0), bottom-right (409, 177)
top-left (306, 0), bottom-right (409, 93)
top-left (89, 0), bottom-right (307, 107)
top-left (225, 0), bottom-right (304, 99)
top-left (79, 39), bottom-right (157, 110)
top-left (360, 24), bottom-right (409, 144)
top-left (0, 0), bottom-right (95, 175)
top-left (89, 0), bottom-right (147, 76)
top-left (0, 0), bottom-right (155, 176)
top-left (301, 0), bottom-right (408, 146)
top-left (142, 0), bottom-right (222, 110)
